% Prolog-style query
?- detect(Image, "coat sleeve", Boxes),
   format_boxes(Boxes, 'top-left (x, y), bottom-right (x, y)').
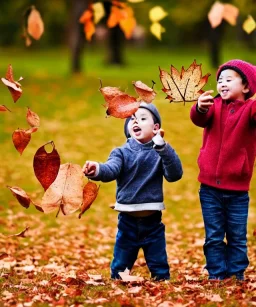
top-left (157, 144), bottom-right (183, 182)
top-left (92, 148), bottom-right (123, 182)
top-left (190, 102), bottom-right (214, 128)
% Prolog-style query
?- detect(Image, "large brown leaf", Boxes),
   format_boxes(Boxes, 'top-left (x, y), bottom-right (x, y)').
top-left (106, 94), bottom-right (140, 118)
top-left (41, 163), bottom-right (84, 217)
top-left (99, 85), bottom-right (124, 107)
top-left (78, 181), bottom-right (99, 219)
top-left (33, 141), bottom-right (61, 191)
top-left (132, 81), bottom-right (156, 103)
top-left (159, 60), bottom-right (210, 104)
top-left (1, 64), bottom-right (23, 103)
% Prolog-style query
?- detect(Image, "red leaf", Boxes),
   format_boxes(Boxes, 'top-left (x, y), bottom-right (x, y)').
top-left (33, 141), bottom-right (61, 191)
top-left (132, 81), bottom-right (156, 103)
top-left (1, 64), bottom-right (23, 103)
top-left (7, 226), bottom-right (29, 238)
top-left (12, 129), bottom-right (32, 155)
top-left (0, 105), bottom-right (11, 112)
top-left (7, 186), bottom-right (31, 208)
top-left (78, 181), bottom-right (99, 219)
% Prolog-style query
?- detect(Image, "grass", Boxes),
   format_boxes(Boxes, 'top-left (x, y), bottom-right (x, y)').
top-left (0, 43), bottom-right (256, 306)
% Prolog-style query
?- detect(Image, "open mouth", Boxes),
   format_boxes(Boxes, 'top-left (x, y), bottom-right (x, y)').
top-left (133, 126), bottom-right (141, 133)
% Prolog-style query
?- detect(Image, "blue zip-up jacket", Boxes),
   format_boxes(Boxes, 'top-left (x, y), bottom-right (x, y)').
top-left (92, 138), bottom-right (183, 212)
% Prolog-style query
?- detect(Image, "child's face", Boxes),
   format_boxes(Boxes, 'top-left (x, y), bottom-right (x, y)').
top-left (217, 69), bottom-right (249, 101)
top-left (128, 108), bottom-right (159, 143)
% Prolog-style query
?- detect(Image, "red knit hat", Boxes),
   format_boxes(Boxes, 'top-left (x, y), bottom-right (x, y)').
top-left (216, 59), bottom-right (256, 97)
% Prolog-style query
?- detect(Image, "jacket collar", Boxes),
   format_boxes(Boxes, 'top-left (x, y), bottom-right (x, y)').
top-left (127, 137), bottom-right (153, 150)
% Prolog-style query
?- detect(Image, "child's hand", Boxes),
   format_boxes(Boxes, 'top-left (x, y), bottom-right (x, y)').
top-left (82, 161), bottom-right (98, 177)
top-left (198, 90), bottom-right (214, 112)
top-left (152, 128), bottom-right (165, 150)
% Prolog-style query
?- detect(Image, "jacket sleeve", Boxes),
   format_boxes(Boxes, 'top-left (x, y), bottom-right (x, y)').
top-left (190, 102), bottom-right (214, 128)
top-left (92, 148), bottom-right (123, 182)
top-left (157, 144), bottom-right (183, 182)
top-left (250, 100), bottom-right (256, 123)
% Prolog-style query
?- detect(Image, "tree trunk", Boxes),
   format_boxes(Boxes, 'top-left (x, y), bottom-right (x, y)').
top-left (69, 0), bottom-right (88, 73)
top-left (103, 1), bottom-right (125, 65)
top-left (208, 24), bottom-right (224, 68)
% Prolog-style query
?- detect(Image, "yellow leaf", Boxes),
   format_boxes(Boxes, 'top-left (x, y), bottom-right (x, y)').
top-left (243, 15), bottom-right (256, 34)
top-left (223, 3), bottom-right (239, 26)
top-left (150, 22), bottom-right (165, 40)
top-left (208, 1), bottom-right (224, 28)
top-left (127, 0), bottom-right (144, 3)
top-left (92, 2), bottom-right (105, 24)
top-left (149, 6), bottom-right (168, 23)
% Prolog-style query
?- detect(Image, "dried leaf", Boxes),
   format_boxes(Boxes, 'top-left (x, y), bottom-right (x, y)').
top-left (41, 163), bottom-right (84, 216)
top-left (243, 15), bottom-right (256, 34)
top-left (159, 60), bottom-right (210, 104)
top-left (132, 81), bottom-right (156, 103)
top-left (33, 141), bottom-right (61, 191)
top-left (78, 181), bottom-right (99, 219)
top-left (149, 6), bottom-right (168, 23)
top-left (223, 4), bottom-right (239, 26)
top-left (105, 94), bottom-right (140, 118)
top-left (93, 2), bottom-right (105, 24)
top-left (27, 6), bottom-right (44, 40)
top-left (208, 1), bottom-right (224, 28)
top-left (118, 268), bottom-right (144, 282)
top-left (7, 186), bottom-right (31, 208)
top-left (80, 6), bottom-right (95, 41)
top-left (150, 22), bottom-right (165, 40)
top-left (0, 105), bottom-right (11, 112)
top-left (7, 226), bottom-right (29, 238)
top-left (26, 107), bottom-right (40, 127)
top-left (1, 64), bottom-right (23, 103)
top-left (99, 86), bottom-right (125, 107)
top-left (12, 128), bottom-right (33, 155)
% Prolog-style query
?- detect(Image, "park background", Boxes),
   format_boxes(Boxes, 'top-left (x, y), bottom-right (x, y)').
top-left (1, 0), bottom-right (256, 306)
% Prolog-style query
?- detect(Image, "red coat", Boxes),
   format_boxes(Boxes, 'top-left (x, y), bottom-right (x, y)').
top-left (190, 96), bottom-right (256, 191)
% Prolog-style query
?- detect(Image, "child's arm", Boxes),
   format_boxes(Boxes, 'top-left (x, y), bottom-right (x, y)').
top-left (82, 161), bottom-right (99, 177)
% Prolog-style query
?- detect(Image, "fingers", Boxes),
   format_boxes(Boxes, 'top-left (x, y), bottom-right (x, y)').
top-left (198, 90), bottom-right (214, 109)
top-left (82, 161), bottom-right (97, 176)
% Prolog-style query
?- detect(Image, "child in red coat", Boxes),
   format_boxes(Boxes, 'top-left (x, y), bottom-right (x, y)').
top-left (190, 59), bottom-right (256, 280)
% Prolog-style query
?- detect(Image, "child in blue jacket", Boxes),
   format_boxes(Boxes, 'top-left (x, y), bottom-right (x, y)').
top-left (83, 102), bottom-right (183, 280)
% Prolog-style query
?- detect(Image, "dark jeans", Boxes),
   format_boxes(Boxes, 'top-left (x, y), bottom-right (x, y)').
top-left (199, 184), bottom-right (249, 280)
top-left (111, 211), bottom-right (170, 280)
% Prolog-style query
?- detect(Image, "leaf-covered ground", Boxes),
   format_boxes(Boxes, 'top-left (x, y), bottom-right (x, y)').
top-left (0, 47), bottom-right (256, 306)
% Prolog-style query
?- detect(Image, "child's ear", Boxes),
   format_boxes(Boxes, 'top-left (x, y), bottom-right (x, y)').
top-left (153, 123), bottom-right (160, 134)
top-left (243, 85), bottom-right (250, 94)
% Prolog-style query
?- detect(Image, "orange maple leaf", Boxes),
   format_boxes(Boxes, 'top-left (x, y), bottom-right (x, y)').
top-left (79, 6), bottom-right (95, 41)
top-left (159, 60), bottom-right (211, 104)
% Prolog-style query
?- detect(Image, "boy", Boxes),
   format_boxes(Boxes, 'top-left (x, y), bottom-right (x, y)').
top-left (83, 102), bottom-right (183, 280)
top-left (190, 59), bottom-right (256, 280)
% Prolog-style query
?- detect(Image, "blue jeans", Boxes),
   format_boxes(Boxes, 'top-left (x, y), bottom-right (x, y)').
top-left (111, 211), bottom-right (170, 280)
top-left (199, 184), bottom-right (249, 280)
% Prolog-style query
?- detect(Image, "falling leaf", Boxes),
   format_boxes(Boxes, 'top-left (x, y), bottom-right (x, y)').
top-left (132, 81), bottom-right (156, 103)
top-left (12, 128), bottom-right (33, 155)
top-left (27, 6), bottom-right (44, 40)
top-left (93, 2), bottom-right (105, 24)
top-left (208, 1), bottom-right (224, 28)
top-left (26, 107), bottom-right (40, 127)
top-left (118, 268), bottom-right (144, 282)
top-left (99, 85), bottom-right (125, 107)
top-left (0, 105), bottom-right (11, 112)
top-left (149, 6), bottom-right (168, 23)
top-left (33, 141), bottom-right (61, 191)
top-left (208, 1), bottom-right (239, 28)
top-left (80, 6), bottom-right (95, 41)
top-left (223, 4), bottom-right (239, 26)
top-left (243, 15), bottom-right (256, 34)
top-left (7, 226), bottom-right (29, 238)
top-left (159, 60), bottom-right (210, 104)
top-left (106, 94), bottom-right (140, 118)
top-left (41, 163), bottom-right (84, 217)
top-left (7, 186), bottom-right (31, 209)
top-left (78, 181), bottom-right (99, 219)
top-left (150, 22), bottom-right (165, 40)
top-left (1, 64), bottom-right (23, 103)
